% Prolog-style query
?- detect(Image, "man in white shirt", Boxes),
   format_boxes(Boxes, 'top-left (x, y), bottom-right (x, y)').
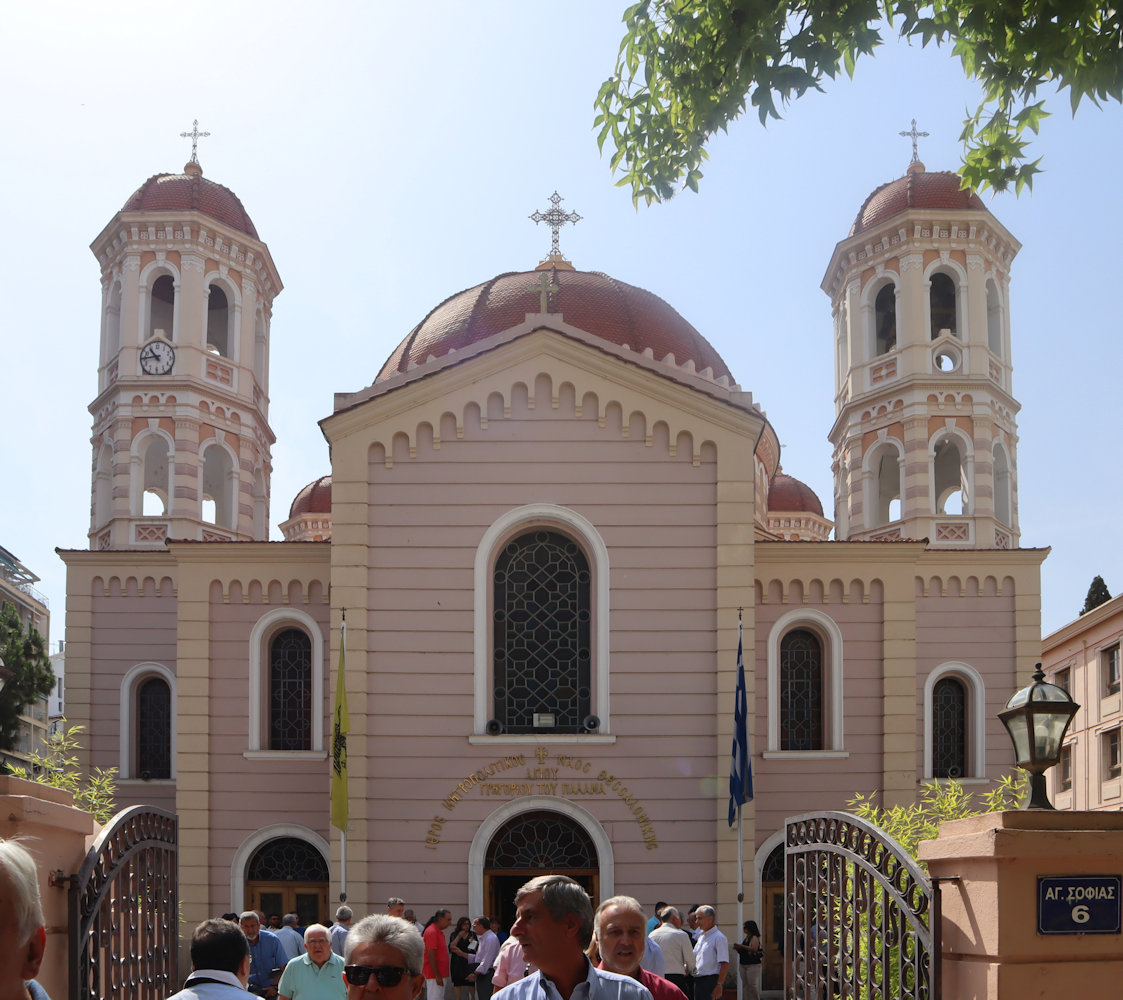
top-left (649, 908), bottom-right (695, 995)
top-left (276, 914), bottom-right (306, 964)
top-left (168, 919), bottom-right (252, 1000)
top-left (690, 908), bottom-right (728, 1000)
top-left (469, 916), bottom-right (500, 1000)
top-left (494, 875), bottom-right (653, 1000)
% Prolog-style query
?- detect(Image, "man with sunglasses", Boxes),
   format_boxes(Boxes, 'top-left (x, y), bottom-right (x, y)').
top-left (343, 915), bottom-right (426, 1000)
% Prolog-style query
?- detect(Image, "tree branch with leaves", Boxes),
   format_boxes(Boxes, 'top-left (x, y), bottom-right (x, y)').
top-left (0, 602), bottom-right (54, 753)
top-left (595, 1), bottom-right (1122, 204)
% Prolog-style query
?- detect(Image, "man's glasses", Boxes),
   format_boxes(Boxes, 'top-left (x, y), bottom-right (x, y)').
top-left (345, 965), bottom-right (410, 987)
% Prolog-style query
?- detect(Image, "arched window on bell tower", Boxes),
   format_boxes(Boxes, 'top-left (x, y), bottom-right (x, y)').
top-left (986, 280), bottom-right (1003, 356)
top-left (932, 431), bottom-right (971, 515)
top-left (148, 273), bottom-right (176, 341)
top-left (207, 284), bottom-right (231, 357)
top-left (865, 439), bottom-right (903, 528)
top-left (133, 430), bottom-right (173, 518)
top-left (105, 280), bottom-right (122, 362)
top-left (874, 282), bottom-right (897, 356)
top-left (993, 444), bottom-right (1012, 526)
top-left (929, 272), bottom-right (958, 338)
top-left (202, 442), bottom-right (236, 528)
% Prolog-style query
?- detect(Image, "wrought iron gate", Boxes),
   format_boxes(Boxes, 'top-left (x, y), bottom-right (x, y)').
top-left (67, 805), bottom-right (178, 1000)
top-left (785, 811), bottom-right (938, 1000)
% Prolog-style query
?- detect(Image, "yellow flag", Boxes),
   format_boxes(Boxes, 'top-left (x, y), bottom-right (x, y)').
top-left (331, 619), bottom-right (349, 831)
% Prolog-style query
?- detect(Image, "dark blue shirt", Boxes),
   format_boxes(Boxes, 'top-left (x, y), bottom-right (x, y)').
top-left (248, 928), bottom-right (288, 990)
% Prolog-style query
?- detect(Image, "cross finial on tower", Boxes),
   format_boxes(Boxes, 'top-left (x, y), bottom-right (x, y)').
top-left (529, 191), bottom-right (581, 259)
top-left (180, 119), bottom-right (211, 163)
top-left (899, 118), bottom-right (929, 164)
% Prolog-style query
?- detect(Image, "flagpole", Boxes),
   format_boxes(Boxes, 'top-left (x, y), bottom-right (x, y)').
top-left (332, 608), bottom-right (350, 903)
top-left (736, 611), bottom-right (744, 1000)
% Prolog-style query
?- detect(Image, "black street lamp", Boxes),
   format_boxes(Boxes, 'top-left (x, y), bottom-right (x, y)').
top-left (999, 663), bottom-right (1080, 809)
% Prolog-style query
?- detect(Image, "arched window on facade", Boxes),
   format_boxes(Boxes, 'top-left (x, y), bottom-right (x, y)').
top-left (931, 676), bottom-right (967, 778)
top-left (780, 629), bottom-right (823, 751)
top-left (202, 444), bottom-right (235, 528)
top-left (874, 283), bottom-right (897, 355)
top-left (149, 273), bottom-right (175, 341)
top-left (929, 272), bottom-right (957, 338)
top-left (269, 628), bottom-right (312, 751)
top-left (136, 676), bottom-right (171, 779)
top-left (493, 530), bottom-right (591, 734)
top-left (986, 280), bottom-right (1003, 356)
top-left (933, 435), bottom-right (968, 515)
top-left (246, 836), bottom-right (329, 928)
top-left (207, 284), bottom-right (231, 357)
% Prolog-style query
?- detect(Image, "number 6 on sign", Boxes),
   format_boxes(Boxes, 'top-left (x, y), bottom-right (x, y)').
top-left (1072, 905), bottom-right (1090, 924)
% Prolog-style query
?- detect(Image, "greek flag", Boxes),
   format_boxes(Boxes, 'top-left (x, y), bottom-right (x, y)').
top-left (728, 617), bottom-right (753, 826)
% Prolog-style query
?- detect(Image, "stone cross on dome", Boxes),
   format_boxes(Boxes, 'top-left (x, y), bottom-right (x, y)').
top-left (899, 118), bottom-right (929, 164)
top-left (529, 191), bottom-right (582, 258)
top-left (530, 271), bottom-right (559, 313)
top-left (180, 118), bottom-right (211, 164)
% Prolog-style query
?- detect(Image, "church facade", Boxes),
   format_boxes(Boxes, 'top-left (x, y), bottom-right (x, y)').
top-left (62, 155), bottom-right (1045, 983)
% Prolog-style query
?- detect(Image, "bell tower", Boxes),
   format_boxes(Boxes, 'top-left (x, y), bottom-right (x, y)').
top-left (823, 158), bottom-right (1021, 548)
top-left (87, 155), bottom-right (282, 549)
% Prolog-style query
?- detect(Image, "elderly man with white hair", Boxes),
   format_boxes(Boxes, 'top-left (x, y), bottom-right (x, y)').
top-left (342, 915), bottom-right (426, 1000)
top-left (0, 839), bottom-right (49, 1000)
top-left (689, 908), bottom-right (728, 1000)
top-left (278, 923), bottom-right (346, 1000)
top-left (593, 896), bottom-right (686, 1000)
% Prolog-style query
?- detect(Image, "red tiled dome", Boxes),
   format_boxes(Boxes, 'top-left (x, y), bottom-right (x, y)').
top-left (377, 267), bottom-right (733, 383)
top-left (850, 162), bottom-right (987, 236)
top-left (121, 161), bottom-right (259, 239)
top-left (768, 470), bottom-right (823, 516)
top-left (289, 475), bottom-right (332, 518)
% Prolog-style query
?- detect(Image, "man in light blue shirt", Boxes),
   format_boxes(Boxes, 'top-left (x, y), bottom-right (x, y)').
top-left (493, 874), bottom-right (653, 1000)
top-left (277, 914), bottom-right (306, 964)
top-left (278, 924), bottom-right (345, 1000)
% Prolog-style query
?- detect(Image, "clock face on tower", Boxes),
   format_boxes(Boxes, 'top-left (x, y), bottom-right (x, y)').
top-left (139, 340), bottom-right (175, 375)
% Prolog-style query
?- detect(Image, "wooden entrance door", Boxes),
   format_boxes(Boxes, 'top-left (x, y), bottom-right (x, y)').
top-left (761, 883), bottom-right (785, 993)
top-left (247, 882), bottom-right (329, 927)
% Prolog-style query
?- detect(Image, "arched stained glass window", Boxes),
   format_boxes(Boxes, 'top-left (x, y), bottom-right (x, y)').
top-left (762, 844), bottom-right (785, 882)
top-left (932, 676), bottom-right (967, 778)
top-left (136, 676), bottom-right (171, 779)
top-left (248, 837), bottom-right (329, 881)
top-left (493, 531), bottom-right (591, 733)
top-left (269, 629), bottom-right (311, 751)
top-left (486, 811), bottom-right (596, 870)
top-left (780, 629), bottom-right (823, 751)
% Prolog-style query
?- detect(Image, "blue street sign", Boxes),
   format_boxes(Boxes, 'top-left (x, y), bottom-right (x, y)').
top-left (1038, 875), bottom-right (1122, 935)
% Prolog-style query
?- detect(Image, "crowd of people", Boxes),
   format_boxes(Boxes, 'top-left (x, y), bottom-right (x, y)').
top-left (169, 879), bottom-right (763, 1000)
top-left (0, 839), bottom-right (763, 1000)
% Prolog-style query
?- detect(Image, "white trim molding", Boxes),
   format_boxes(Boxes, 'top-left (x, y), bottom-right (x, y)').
top-left (119, 661), bottom-right (177, 779)
top-left (229, 824), bottom-right (331, 914)
top-left (473, 504), bottom-right (611, 736)
top-left (248, 607), bottom-right (326, 752)
top-left (923, 660), bottom-right (986, 779)
top-left (466, 796), bottom-right (614, 917)
top-left (767, 609), bottom-right (845, 752)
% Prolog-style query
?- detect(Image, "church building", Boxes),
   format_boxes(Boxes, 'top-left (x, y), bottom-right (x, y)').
top-left (61, 151), bottom-right (1045, 987)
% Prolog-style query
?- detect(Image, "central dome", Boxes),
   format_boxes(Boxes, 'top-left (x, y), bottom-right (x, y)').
top-left (377, 266), bottom-right (733, 383)
top-left (121, 161), bottom-right (259, 239)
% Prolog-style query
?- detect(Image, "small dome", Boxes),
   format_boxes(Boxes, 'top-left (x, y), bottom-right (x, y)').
top-left (121, 161), bottom-right (259, 239)
top-left (768, 470), bottom-right (823, 516)
top-left (377, 267), bottom-right (733, 383)
top-left (850, 162), bottom-right (988, 236)
top-left (289, 475), bottom-right (332, 518)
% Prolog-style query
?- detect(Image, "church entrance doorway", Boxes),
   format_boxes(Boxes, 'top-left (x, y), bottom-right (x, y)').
top-left (483, 810), bottom-right (599, 931)
top-left (761, 844), bottom-right (785, 994)
top-left (245, 836), bottom-right (330, 926)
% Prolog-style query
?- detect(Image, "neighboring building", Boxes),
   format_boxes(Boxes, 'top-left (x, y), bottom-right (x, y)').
top-left (0, 545), bottom-right (52, 770)
top-left (49, 642), bottom-right (65, 736)
top-left (61, 154), bottom-right (1044, 989)
top-left (1043, 593), bottom-right (1123, 811)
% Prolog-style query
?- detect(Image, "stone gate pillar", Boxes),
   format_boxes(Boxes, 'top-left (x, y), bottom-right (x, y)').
top-left (919, 811), bottom-right (1123, 998)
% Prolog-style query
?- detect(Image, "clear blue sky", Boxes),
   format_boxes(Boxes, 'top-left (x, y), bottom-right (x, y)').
top-left (2, 2), bottom-right (1120, 642)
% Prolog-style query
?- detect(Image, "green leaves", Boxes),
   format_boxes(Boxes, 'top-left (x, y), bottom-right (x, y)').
top-left (9, 722), bottom-right (118, 824)
top-left (0, 603), bottom-right (54, 754)
top-left (595, 1), bottom-right (1123, 202)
